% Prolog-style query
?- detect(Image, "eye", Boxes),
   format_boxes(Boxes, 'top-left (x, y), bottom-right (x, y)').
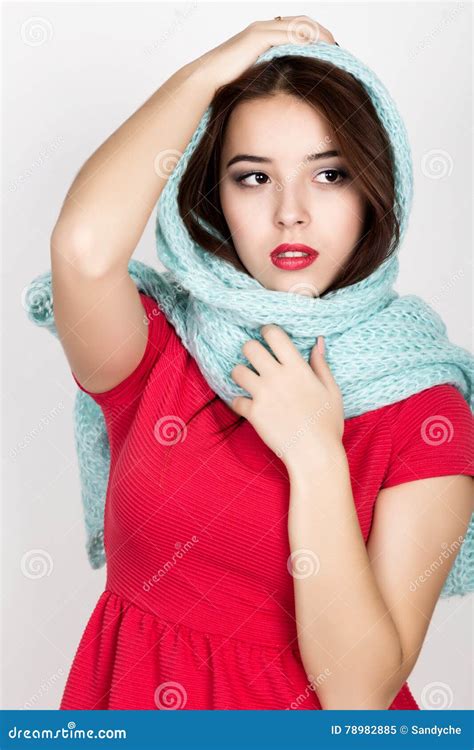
top-left (234, 171), bottom-right (269, 187)
top-left (233, 167), bottom-right (349, 188)
top-left (315, 168), bottom-right (348, 185)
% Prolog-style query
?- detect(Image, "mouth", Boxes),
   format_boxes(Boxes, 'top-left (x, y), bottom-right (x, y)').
top-left (270, 243), bottom-right (320, 271)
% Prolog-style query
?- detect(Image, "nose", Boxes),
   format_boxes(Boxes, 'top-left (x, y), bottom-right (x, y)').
top-left (274, 187), bottom-right (310, 228)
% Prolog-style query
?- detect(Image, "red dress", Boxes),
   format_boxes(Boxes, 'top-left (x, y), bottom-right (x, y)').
top-left (60, 293), bottom-right (474, 710)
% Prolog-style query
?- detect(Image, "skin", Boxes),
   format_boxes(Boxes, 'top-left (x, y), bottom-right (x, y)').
top-left (217, 69), bottom-right (473, 710)
top-left (219, 92), bottom-right (366, 298)
top-left (219, 92), bottom-right (366, 421)
top-left (230, 324), bottom-right (345, 466)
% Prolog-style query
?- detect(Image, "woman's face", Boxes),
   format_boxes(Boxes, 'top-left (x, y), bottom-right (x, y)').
top-left (219, 93), bottom-right (366, 297)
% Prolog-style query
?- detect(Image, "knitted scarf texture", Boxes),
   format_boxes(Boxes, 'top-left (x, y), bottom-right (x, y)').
top-left (24, 42), bottom-right (473, 597)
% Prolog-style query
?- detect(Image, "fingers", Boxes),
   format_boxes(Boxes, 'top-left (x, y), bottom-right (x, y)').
top-left (241, 336), bottom-right (281, 375)
top-left (236, 324), bottom-right (303, 381)
top-left (230, 363), bottom-right (260, 393)
top-left (262, 15), bottom-right (336, 45)
top-left (231, 395), bottom-right (252, 419)
top-left (260, 324), bottom-right (305, 367)
top-left (310, 336), bottom-right (340, 393)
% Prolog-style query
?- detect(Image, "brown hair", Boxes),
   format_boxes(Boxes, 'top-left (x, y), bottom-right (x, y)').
top-left (166, 54), bottom-right (400, 451)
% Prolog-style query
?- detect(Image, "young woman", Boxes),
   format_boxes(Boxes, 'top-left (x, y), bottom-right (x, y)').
top-left (49, 16), bottom-right (473, 710)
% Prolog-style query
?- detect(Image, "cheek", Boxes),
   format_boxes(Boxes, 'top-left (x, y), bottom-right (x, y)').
top-left (219, 184), bottom-right (231, 222)
top-left (221, 187), bottom-right (265, 237)
top-left (322, 189), bottom-right (365, 239)
top-left (220, 185), bottom-right (243, 231)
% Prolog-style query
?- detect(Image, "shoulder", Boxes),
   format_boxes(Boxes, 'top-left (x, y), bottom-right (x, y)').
top-left (393, 382), bottom-right (470, 412)
top-left (381, 384), bottom-right (473, 489)
top-left (72, 292), bottom-right (176, 409)
top-left (137, 291), bottom-right (176, 356)
top-left (387, 383), bottom-right (472, 445)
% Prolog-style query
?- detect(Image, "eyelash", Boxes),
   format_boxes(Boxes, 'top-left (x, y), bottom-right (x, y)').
top-left (234, 168), bottom-right (349, 188)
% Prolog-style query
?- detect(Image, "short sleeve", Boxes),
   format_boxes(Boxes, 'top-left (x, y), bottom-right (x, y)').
top-left (381, 384), bottom-right (474, 489)
top-left (70, 292), bottom-right (172, 408)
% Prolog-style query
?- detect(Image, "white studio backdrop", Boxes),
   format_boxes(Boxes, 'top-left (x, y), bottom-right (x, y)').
top-left (3, 0), bottom-right (472, 710)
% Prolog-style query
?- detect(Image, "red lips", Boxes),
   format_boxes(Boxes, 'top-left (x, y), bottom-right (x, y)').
top-left (270, 243), bottom-right (320, 271)
top-left (270, 243), bottom-right (320, 259)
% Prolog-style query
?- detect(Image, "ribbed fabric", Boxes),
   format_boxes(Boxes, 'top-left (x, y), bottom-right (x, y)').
top-left (59, 294), bottom-right (473, 711)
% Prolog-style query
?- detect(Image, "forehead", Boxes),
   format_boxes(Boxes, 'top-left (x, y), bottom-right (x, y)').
top-left (221, 94), bottom-right (337, 158)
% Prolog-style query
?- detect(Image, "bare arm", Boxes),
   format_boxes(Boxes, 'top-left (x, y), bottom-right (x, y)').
top-left (51, 15), bottom-right (333, 274)
top-left (288, 447), bottom-right (473, 710)
top-left (50, 61), bottom-right (217, 392)
top-left (50, 16), bottom-right (329, 392)
top-left (51, 60), bottom-right (217, 275)
top-left (287, 446), bottom-right (404, 710)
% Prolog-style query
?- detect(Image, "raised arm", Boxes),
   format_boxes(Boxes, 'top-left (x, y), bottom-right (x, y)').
top-left (50, 15), bottom-right (333, 393)
top-left (50, 60), bottom-right (217, 393)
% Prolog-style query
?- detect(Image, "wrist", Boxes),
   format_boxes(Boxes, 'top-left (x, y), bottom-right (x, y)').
top-left (178, 56), bottom-right (221, 96)
top-left (284, 438), bottom-right (347, 480)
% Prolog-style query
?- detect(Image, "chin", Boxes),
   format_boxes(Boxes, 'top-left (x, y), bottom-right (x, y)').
top-left (279, 276), bottom-right (323, 297)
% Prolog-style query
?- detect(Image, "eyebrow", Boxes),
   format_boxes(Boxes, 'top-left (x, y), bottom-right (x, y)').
top-left (225, 150), bottom-right (341, 169)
